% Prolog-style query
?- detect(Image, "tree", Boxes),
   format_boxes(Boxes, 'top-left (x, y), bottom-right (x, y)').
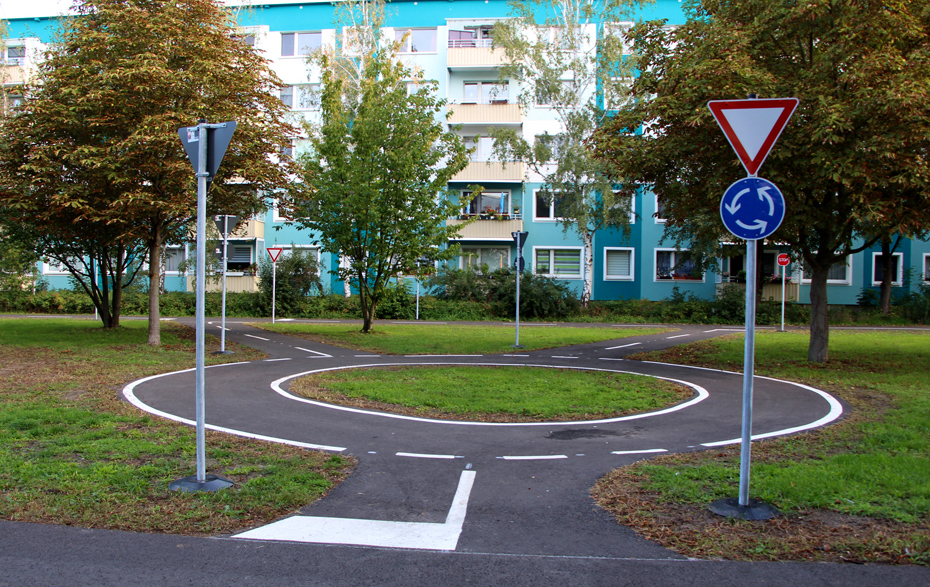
top-left (288, 48), bottom-right (470, 332)
top-left (0, 0), bottom-right (298, 340)
top-left (490, 0), bottom-right (639, 306)
top-left (596, 0), bottom-right (930, 362)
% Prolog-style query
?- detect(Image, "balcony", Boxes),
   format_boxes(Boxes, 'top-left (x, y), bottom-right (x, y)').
top-left (3, 64), bottom-right (25, 84)
top-left (228, 218), bottom-right (264, 240)
top-left (447, 102), bottom-right (522, 125)
top-left (452, 161), bottom-right (524, 183)
top-left (447, 217), bottom-right (524, 241)
top-left (186, 274), bottom-right (259, 293)
top-left (447, 40), bottom-right (508, 69)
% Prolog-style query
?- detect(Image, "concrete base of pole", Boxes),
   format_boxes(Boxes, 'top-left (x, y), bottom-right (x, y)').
top-left (510, 345), bottom-right (525, 349)
top-left (169, 474), bottom-right (234, 493)
top-left (211, 350), bottom-right (234, 355)
top-left (709, 497), bottom-right (779, 521)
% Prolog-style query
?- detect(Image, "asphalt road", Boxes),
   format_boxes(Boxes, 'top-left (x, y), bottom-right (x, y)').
top-left (3, 318), bottom-right (927, 586)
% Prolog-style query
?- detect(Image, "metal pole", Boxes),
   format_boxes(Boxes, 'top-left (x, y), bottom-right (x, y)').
top-left (416, 278), bottom-right (420, 321)
top-left (220, 216), bottom-right (228, 352)
top-left (739, 240), bottom-right (757, 506)
top-left (194, 120), bottom-right (208, 484)
top-left (271, 261), bottom-right (277, 324)
top-left (515, 258), bottom-right (521, 347)
top-left (780, 262), bottom-right (787, 332)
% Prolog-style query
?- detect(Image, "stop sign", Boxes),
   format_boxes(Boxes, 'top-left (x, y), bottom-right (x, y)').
top-left (777, 253), bottom-right (790, 267)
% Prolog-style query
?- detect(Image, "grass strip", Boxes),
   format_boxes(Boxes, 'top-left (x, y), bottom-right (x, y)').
top-left (0, 318), bottom-right (355, 535)
top-left (252, 322), bottom-right (667, 355)
top-left (291, 365), bottom-right (691, 422)
top-left (593, 330), bottom-right (930, 564)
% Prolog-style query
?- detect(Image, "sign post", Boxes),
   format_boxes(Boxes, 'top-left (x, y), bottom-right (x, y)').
top-left (267, 247), bottom-right (283, 324)
top-left (777, 253), bottom-right (791, 332)
top-left (708, 98), bottom-right (797, 520)
top-left (172, 120), bottom-right (236, 493)
top-left (213, 215), bottom-right (239, 355)
top-left (415, 256), bottom-right (430, 321)
top-left (512, 231), bottom-right (528, 348)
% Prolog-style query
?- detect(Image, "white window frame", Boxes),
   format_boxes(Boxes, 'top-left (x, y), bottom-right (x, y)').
top-left (924, 253), bottom-right (930, 283)
top-left (462, 81), bottom-right (509, 104)
top-left (281, 31), bottom-right (322, 57)
top-left (654, 194), bottom-right (667, 223)
top-left (533, 189), bottom-right (565, 221)
top-left (604, 247), bottom-right (634, 281)
top-left (460, 246), bottom-right (510, 272)
top-left (463, 189), bottom-right (512, 216)
top-left (276, 245), bottom-right (320, 263)
top-left (395, 28), bottom-right (438, 53)
top-left (4, 45), bottom-right (25, 65)
top-left (871, 252), bottom-right (903, 286)
top-left (162, 245), bottom-right (187, 275)
top-left (43, 258), bottom-right (75, 275)
top-left (800, 255), bottom-right (853, 285)
top-left (533, 246), bottom-right (583, 279)
top-left (654, 248), bottom-right (703, 282)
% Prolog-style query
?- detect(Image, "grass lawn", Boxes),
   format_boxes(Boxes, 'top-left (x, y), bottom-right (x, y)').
top-left (0, 318), bottom-right (354, 535)
top-left (593, 330), bottom-right (930, 565)
top-left (252, 322), bottom-right (667, 354)
top-left (291, 365), bottom-right (691, 422)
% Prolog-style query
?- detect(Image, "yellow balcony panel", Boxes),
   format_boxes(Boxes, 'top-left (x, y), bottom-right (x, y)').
top-left (447, 47), bottom-right (508, 68)
top-left (452, 161), bottom-right (524, 183)
top-left (447, 103), bottom-right (522, 125)
top-left (447, 217), bottom-right (524, 241)
top-left (186, 274), bottom-right (259, 293)
top-left (229, 219), bottom-right (264, 240)
top-left (3, 65), bottom-right (25, 84)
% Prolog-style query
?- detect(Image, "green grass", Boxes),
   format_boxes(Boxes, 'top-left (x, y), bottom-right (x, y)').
top-left (0, 318), bottom-right (355, 535)
top-left (594, 329), bottom-right (930, 564)
top-left (252, 322), bottom-right (667, 354)
top-left (292, 365), bottom-right (690, 421)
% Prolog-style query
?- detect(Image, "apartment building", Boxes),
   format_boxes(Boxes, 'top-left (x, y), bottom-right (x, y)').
top-left (6, 0), bottom-right (929, 305)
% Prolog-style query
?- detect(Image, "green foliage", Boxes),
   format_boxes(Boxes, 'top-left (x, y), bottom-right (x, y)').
top-left (287, 42), bottom-right (469, 332)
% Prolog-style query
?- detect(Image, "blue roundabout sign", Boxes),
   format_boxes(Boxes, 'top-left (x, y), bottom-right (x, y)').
top-left (719, 177), bottom-right (786, 241)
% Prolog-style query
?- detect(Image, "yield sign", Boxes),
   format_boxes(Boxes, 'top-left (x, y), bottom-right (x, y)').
top-left (267, 247), bottom-right (283, 263)
top-left (708, 98), bottom-right (798, 176)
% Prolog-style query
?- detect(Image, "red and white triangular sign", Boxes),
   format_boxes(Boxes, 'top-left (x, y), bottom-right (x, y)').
top-left (708, 98), bottom-right (798, 176)
top-left (267, 247), bottom-right (283, 263)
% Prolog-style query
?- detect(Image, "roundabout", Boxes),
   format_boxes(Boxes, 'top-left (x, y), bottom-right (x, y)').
top-left (122, 321), bottom-right (843, 556)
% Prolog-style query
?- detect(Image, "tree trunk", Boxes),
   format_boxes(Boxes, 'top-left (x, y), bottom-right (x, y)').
top-left (580, 231), bottom-right (593, 308)
top-left (148, 231), bottom-right (162, 345)
top-left (807, 265), bottom-right (830, 363)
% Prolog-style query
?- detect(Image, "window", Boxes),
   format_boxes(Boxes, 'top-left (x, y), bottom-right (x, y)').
top-left (43, 258), bottom-right (77, 275)
top-left (395, 28), bottom-right (437, 53)
top-left (277, 245), bottom-right (320, 262)
top-left (535, 248), bottom-right (582, 278)
top-left (463, 190), bottom-right (510, 216)
top-left (924, 254), bottom-right (930, 283)
top-left (281, 84), bottom-right (321, 110)
top-left (655, 249), bottom-right (701, 281)
top-left (462, 81), bottom-right (508, 104)
top-left (163, 246), bottom-right (186, 274)
top-left (871, 252), bottom-right (903, 286)
top-left (281, 32), bottom-right (321, 56)
top-left (534, 190), bottom-right (566, 220)
top-left (448, 26), bottom-right (493, 48)
top-left (800, 256), bottom-right (852, 285)
top-left (461, 247), bottom-right (509, 272)
top-left (611, 190), bottom-right (635, 223)
top-left (232, 34), bottom-right (255, 47)
top-left (604, 248), bottom-right (634, 281)
top-left (4, 45), bottom-right (25, 65)
top-left (655, 195), bottom-right (667, 223)
top-left (278, 140), bottom-right (295, 160)
top-left (535, 79), bottom-right (573, 106)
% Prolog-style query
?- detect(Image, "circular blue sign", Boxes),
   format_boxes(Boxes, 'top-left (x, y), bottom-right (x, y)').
top-left (720, 177), bottom-right (786, 240)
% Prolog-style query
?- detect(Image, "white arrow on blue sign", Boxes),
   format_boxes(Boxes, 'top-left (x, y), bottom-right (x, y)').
top-left (719, 177), bottom-right (785, 241)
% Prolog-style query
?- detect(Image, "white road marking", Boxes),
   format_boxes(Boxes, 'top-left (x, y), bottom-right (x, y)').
top-left (354, 355), bottom-right (381, 357)
top-left (551, 356), bottom-right (578, 359)
top-left (703, 329), bottom-right (743, 333)
top-left (263, 358), bottom-right (292, 362)
top-left (666, 334), bottom-right (690, 339)
top-left (269, 363), bottom-right (710, 427)
top-left (277, 318), bottom-right (295, 322)
top-left (497, 455), bottom-right (568, 461)
top-left (605, 342), bottom-right (641, 350)
top-left (245, 334), bottom-right (270, 341)
top-left (294, 347), bottom-right (333, 358)
top-left (610, 449), bottom-right (668, 455)
top-left (404, 354), bottom-right (482, 358)
top-left (233, 470), bottom-right (477, 551)
top-left (396, 452), bottom-right (462, 460)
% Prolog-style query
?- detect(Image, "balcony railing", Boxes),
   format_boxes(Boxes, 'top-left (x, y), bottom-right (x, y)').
top-left (452, 161), bottom-right (524, 182)
top-left (447, 45), bottom-right (508, 68)
top-left (447, 102), bottom-right (522, 125)
top-left (228, 219), bottom-right (264, 240)
top-left (447, 217), bottom-right (524, 240)
top-left (186, 274), bottom-right (259, 293)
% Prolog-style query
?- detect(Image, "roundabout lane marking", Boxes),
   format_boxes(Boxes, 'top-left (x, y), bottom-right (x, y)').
top-left (269, 362), bottom-right (711, 427)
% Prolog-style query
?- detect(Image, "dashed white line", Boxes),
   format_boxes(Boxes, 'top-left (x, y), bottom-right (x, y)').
top-left (263, 358), bottom-right (292, 362)
top-left (605, 342), bottom-right (641, 350)
top-left (610, 449), bottom-right (668, 455)
top-left (404, 354), bottom-right (482, 358)
top-left (396, 452), bottom-right (463, 460)
top-left (245, 334), bottom-right (270, 341)
top-left (551, 356), bottom-right (578, 359)
top-left (295, 347), bottom-right (333, 358)
top-left (497, 455), bottom-right (568, 461)
top-left (665, 334), bottom-right (690, 339)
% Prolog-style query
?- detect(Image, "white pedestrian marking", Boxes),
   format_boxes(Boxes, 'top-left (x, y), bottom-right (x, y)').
top-left (295, 347), bottom-right (333, 358)
top-left (233, 470), bottom-right (477, 551)
top-left (605, 342), bottom-right (641, 350)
